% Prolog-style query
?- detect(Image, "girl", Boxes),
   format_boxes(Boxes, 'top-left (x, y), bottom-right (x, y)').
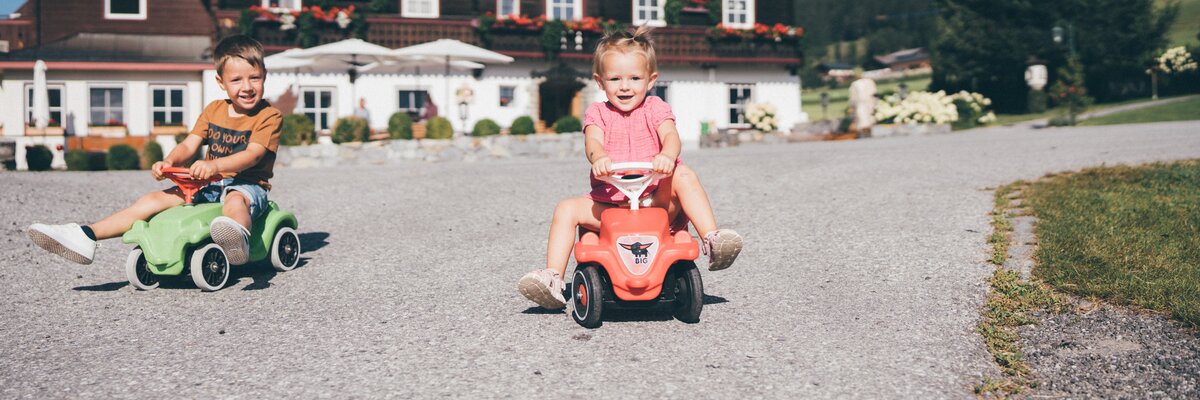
top-left (518, 27), bottom-right (743, 310)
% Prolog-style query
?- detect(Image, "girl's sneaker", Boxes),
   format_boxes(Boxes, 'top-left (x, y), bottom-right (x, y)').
top-left (210, 217), bottom-right (250, 265)
top-left (27, 223), bottom-right (97, 265)
top-left (703, 229), bottom-right (743, 271)
top-left (518, 269), bottom-right (566, 309)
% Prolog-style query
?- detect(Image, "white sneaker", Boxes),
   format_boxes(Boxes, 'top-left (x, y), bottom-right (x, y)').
top-left (518, 269), bottom-right (567, 309)
top-left (210, 216), bottom-right (251, 265)
top-left (27, 223), bottom-right (97, 265)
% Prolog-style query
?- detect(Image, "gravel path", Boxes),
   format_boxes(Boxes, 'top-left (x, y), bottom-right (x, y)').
top-left (1, 120), bottom-right (1198, 397)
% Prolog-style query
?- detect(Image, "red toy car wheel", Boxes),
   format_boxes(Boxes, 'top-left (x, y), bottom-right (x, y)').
top-left (572, 264), bottom-right (604, 329)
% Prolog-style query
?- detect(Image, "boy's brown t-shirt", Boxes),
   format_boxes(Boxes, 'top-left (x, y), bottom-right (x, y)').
top-left (189, 100), bottom-right (282, 189)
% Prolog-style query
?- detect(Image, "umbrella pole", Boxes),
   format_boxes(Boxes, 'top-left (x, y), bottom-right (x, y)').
top-left (446, 55), bottom-right (451, 134)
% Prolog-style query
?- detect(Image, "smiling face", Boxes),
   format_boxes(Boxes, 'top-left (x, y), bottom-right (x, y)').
top-left (215, 57), bottom-right (265, 114)
top-left (593, 50), bottom-right (658, 113)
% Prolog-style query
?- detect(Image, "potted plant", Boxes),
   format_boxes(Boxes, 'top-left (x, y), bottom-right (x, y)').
top-left (25, 117), bottom-right (65, 136)
top-left (89, 119), bottom-right (128, 137)
top-left (151, 120), bottom-right (188, 135)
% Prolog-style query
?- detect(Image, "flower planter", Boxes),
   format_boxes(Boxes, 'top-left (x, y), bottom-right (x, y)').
top-left (151, 126), bottom-right (188, 136)
top-left (88, 126), bottom-right (128, 138)
top-left (25, 126), bottom-right (65, 136)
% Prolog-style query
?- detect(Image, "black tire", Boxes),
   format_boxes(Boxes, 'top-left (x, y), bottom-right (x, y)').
top-left (270, 227), bottom-right (301, 272)
top-left (672, 261), bottom-right (704, 323)
top-left (125, 248), bottom-right (159, 291)
top-left (571, 264), bottom-right (604, 329)
top-left (190, 243), bottom-right (229, 292)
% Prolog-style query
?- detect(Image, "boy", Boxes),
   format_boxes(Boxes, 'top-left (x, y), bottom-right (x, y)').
top-left (27, 35), bottom-right (283, 267)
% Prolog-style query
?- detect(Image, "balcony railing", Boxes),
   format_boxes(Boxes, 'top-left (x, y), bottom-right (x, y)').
top-left (223, 13), bottom-right (800, 64)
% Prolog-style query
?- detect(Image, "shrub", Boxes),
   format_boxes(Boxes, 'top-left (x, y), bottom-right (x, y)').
top-left (25, 145), bottom-right (53, 171)
top-left (425, 116), bottom-right (453, 139)
top-left (553, 116), bottom-right (582, 133)
top-left (1047, 116), bottom-right (1073, 127)
top-left (331, 116), bottom-right (369, 144)
top-left (141, 141), bottom-right (163, 170)
top-left (174, 133), bottom-right (190, 144)
top-left (472, 118), bottom-right (501, 136)
top-left (65, 150), bottom-right (89, 171)
top-left (388, 112), bottom-right (413, 140)
top-left (510, 116), bottom-right (536, 135)
top-left (281, 114), bottom-right (315, 146)
top-left (107, 144), bottom-right (140, 170)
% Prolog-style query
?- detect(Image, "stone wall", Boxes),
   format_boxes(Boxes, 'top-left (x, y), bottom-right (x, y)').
top-left (275, 133), bottom-right (586, 168)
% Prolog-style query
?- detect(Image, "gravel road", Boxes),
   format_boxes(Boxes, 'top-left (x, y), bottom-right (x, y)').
top-left (2, 121), bottom-right (1198, 398)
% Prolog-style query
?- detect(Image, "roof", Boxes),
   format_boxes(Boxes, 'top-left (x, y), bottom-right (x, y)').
top-left (873, 48), bottom-right (929, 66)
top-left (0, 33), bottom-right (211, 63)
top-left (818, 62), bottom-right (855, 71)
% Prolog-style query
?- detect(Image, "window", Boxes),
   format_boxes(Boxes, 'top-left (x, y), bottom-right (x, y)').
top-left (261, 0), bottom-right (302, 12)
top-left (151, 86), bottom-right (186, 126)
top-left (547, 0), bottom-right (581, 21)
top-left (90, 87), bottom-right (125, 126)
top-left (722, 0), bottom-right (754, 29)
top-left (728, 84), bottom-right (753, 126)
top-left (299, 88), bottom-right (334, 131)
top-left (633, 0), bottom-right (666, 27)
top-left (651, 81), bottom-right (668, 103)
top-left (402, 0), bottom-right (439, 18)
top-left (25, 85), bottom-right (64, 127)
top-left (105, 0), bottom-right (146, 20)
top-left (497, 0), bottom-right (519, 17)
top-left (398, 90), bottom-right (428, 117)
top-left (499, 86), bottom-right (515, 107)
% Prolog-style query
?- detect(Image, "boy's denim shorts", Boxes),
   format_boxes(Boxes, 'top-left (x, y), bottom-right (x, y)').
top-left (190, 178), bottom-right (270, 220)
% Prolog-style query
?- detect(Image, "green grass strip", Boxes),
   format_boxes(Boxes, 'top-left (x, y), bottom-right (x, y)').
top-left (1024, 160), bottom-right (1200, 328)
top-left (1080, 96), bottom-right (1200, 126)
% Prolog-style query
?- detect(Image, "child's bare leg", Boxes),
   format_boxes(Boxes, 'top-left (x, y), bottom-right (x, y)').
top-left (89, 189), bottom-right (186, 239)
top-left (545, 196), bottom-right (608, 276)
top-left (222, 191), bottom-right (253, 229)
top-left (654, 164), bottom-right (717, 237)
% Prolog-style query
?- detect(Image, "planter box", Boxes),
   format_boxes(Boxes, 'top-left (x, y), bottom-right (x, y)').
top-left (151, 126), bottom-right (188, 135)
top-left (24, 126), bottom-right (65, 136)
top-left (89, 126), bottom-right (128, 138)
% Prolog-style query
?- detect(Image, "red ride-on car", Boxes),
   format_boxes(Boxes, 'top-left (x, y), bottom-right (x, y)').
top-left (569, 162), bottom-right (703, 328)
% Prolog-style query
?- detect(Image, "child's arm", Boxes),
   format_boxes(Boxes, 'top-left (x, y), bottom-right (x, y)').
top-left (585, 124), bottom-right (613, 177)
top-left (188, 144), bottom-right (267, 180)
top-left (653, 120), bottom-right (681, 175)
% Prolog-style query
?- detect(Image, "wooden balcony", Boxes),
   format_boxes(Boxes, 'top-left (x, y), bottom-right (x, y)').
top-left (224, 13), bottom-right (801, 64)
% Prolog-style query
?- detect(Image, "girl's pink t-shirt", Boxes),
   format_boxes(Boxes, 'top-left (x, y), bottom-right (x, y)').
top-left (582, 96), bottom-right (677, 204)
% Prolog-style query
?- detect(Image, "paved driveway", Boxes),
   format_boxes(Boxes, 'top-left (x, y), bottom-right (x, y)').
top-left (2, 121), bottom-right (1198, 397)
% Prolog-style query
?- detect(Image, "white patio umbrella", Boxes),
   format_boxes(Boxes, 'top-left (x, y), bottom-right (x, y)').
top-left (390, 39), bottom-right (514, 126)
top-left (32, 60), bottom-right (49, 130)
top-left (287, 38), bottom-right (400, 103)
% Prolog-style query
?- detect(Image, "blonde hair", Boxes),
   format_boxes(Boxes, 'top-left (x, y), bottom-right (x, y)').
top-left (592, 25), bottom-right (657, 77)
top-left (213, 35), bottom-right (266, 77)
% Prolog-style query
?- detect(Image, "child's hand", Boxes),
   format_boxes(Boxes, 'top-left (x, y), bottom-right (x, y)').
top-left (591, 155), bottom-right (613, 177)
top-left (151, 161), bottom-right (172, 181)
top-left (652, 153), bottom-right (676, 175)
top-left (190, 160), bottom-right (218, 180)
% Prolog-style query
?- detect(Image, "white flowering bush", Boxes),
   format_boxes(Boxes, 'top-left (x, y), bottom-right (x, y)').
top-left (1158, 46), bottom-right (1197, 74)
top-left (874, 90), bottom-right (996, 129)
top-left (744, 103), bottom-right (778, 132)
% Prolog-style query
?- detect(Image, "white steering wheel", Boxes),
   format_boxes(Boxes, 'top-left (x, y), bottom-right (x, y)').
top-left (598, 162), bottom-right (662, 210)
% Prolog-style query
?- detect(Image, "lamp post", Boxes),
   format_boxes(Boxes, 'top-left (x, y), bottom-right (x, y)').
top-left (1052, 23), bottom-right (1075, 58)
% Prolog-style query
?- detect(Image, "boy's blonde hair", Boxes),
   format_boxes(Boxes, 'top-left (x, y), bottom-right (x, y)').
top-left (592, 26), bottom-right (657, 76)
top-left (213, 35), bottom-right (266, 77)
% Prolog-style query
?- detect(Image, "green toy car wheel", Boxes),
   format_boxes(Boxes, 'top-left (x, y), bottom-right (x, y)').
top-left (190, 243), bottom-right (230, 291)
top-left (270, 227), bottom-right (301, 272)
top-left (125, 248), bottom-right (159, 291)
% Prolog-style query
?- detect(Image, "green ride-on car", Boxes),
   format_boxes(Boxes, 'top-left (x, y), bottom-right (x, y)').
top-left (122, 167), bottom-right (301, 291)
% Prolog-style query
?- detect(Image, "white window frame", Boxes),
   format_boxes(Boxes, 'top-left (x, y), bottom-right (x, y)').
top-left (105, 0), bottom-right (147, 20)
top-left (498, 85), bottom-right (516, 107)
top-left (88, 85), bottom-right (127, 126)
top-left (728, 83), bottom-right (753, 126)
top-left (402, 0), bottom-right (440, 18)
top-left (150, 85), bottom-right (188, 127)
top-left (633, 0), bottom-right (666, 27)
top-left (397, 89), bottom-right (428, 116)
top-left (25, 83), bottom-right (65, 127)
top-left (546, 0), bottom-right (582, 21)
top-left (298, 87), bottom-right (336, 132)
top-left (496, 0), bottom-right (520, 17)
top-left (722, 0), bottom-right (754, 30)
top-left (261, 0), bottom-right (303, 13)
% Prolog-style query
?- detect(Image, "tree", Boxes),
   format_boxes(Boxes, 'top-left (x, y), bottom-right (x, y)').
top-left (931, 0), bottom-right (1177, 113)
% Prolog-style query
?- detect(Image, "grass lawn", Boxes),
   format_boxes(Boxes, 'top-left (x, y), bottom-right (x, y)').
top-left (1080, 95), bottom-right (1200, 126)
top-left (991, 95), bottom-right (1188, 126)
top-left (802, 76), bottom-right (930, 121)
top-left (1159, 0), bottom-right (1200, 47)
top-left (1024, 161), bottom-right (1200, 328)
